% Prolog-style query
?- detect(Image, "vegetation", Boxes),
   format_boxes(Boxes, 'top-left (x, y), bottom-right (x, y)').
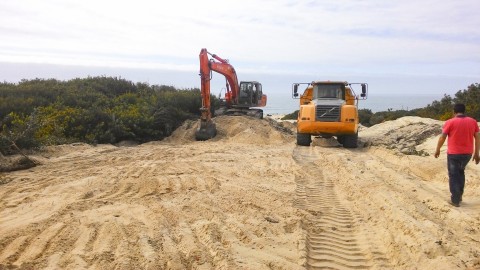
top-left (282, 110), bottom-right (299, 120)
top-left (357, 108), bottom-right (417, 127)
top-left (1, 77), bottom-right (478, 155)
top-left (0, 77), bottom-right (214, 155)
top-left (283, 83), bottom-right (480, 127)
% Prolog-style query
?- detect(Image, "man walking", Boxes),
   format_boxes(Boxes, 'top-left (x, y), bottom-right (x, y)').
top-left (435, 103), bottom-right (480, 207)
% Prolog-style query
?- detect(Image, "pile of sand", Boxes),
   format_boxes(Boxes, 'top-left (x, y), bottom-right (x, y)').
top-left (361, 116), bottom-right (443, 155)
top-left (165, 115), bottom-right (295, 145)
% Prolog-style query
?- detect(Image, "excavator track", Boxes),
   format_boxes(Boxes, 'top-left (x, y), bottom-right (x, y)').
top-left (292, 146), bottom-right (390, 269)
top-left (226, 108), bottom-right (263, 119)
top-left (215, 107), bottom-right (263, 119)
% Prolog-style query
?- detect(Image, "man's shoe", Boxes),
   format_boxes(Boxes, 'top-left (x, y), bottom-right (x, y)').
top-left (449, 201), bottom-right (460, 207)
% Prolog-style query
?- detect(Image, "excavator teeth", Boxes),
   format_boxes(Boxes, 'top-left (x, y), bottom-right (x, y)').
top-left (195, 120), bottom-right (217, 141)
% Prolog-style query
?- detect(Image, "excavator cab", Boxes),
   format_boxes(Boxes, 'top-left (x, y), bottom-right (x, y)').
top-left (238, 81), bottom-right (263, 107)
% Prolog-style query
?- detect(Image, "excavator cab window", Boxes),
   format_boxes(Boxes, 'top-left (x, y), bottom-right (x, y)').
top-left (239, 81), bottom-right (262, 106)
top-left (239, 82), bottom-right (251, 98)
top-left (254, 83), bottom-right (262, 101)
top-left (239, 82), bottom-right (253, 106)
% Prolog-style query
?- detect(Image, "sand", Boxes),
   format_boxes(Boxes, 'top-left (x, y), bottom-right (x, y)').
top-left (0, 115), bottom-right (479, 269)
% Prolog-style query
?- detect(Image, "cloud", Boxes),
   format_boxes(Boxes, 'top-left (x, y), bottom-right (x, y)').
top-left (0, 0), bottom-right (479, 79)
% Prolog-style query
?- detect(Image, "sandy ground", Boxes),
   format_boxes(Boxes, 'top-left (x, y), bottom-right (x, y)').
top-left (0, 115), bottom-right (479, 269)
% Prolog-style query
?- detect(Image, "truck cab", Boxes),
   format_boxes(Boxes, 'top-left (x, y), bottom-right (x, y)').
top-left (293, 81), bottom-right (367, 148)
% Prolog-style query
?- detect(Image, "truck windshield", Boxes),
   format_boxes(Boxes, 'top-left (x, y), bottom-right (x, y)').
top-left (314, 84), bottom-right (344, 99)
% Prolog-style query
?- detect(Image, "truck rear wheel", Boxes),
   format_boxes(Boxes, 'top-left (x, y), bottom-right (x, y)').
top-left (342, 132), bottom-right (358, 148)
top-left (297, 133), bottom-right (311, 146)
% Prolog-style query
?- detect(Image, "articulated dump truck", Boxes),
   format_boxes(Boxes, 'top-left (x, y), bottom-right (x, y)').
top-left (292, 81), bottom-right (368, 148)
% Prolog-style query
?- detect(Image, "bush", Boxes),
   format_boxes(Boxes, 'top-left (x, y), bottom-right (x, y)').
top-left (0, 77), bottom-right (207, 150)
top-left (0, 111), bottom-right (41, 154)
top-left (282, 110), bottom-right (298, 120)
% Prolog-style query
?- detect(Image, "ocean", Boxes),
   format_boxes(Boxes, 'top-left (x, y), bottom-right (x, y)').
top-left (262, 93), bottom-right (446, 115)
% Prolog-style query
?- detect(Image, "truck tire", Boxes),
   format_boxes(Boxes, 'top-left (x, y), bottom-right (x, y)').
top-left (342, 132), bottom-right (358, 148)
top-left (336, 135), bottom-right (345, 144)
top-left (297, 133), bottom-right (311, 146)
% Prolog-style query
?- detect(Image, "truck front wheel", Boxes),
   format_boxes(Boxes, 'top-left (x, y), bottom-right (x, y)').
top-left (297, 133), bottom-right (311, 146)
top-left (337, 135), bottom-right (345, 145)
top-left (342, 132), bottom-right (358, 148)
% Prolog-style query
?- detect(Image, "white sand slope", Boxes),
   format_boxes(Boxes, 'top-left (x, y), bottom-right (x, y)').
top-left (0, 115), bottom-right (479, 269)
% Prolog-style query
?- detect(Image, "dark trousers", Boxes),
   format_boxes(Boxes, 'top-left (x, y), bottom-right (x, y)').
top-left (447, 154), bottom-right (471, 203)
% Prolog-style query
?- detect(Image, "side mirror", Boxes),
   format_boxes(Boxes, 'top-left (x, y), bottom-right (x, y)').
top-left (361, 84), bottom-right (367, 98)
top-left (293, 84), bottom-right (299, 98)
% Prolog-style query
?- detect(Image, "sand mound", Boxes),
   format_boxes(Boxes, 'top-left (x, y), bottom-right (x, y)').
top-left (166, 115), bottom-right (295, 145)
top-left (361, 116), bottom-right (443, 155)
top-left (162, 119), bottom-right (198, 144)
top-left (0, 154), bottom-right (37, 173)
top-left (37, 142), bottom-right (95, 158)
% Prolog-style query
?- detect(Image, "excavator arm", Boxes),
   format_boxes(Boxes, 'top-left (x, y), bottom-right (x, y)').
top-left (199, 48), bottom-right (239, 110)
top-left (196, 49), bottom-right (218, 140)
top-left (197, 48), bottom-right (242, 140)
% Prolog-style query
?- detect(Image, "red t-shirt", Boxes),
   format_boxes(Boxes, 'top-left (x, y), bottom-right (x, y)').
top-left (442, 115), bottom-right (479, 154)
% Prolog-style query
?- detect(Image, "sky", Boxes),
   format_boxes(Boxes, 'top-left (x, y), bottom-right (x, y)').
top-left (1, 0), bottom-right (479, 112)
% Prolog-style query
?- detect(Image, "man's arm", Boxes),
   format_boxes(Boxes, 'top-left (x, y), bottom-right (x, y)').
top-left (435, 134), bottom-right (447, 158)
top-left (473, 132), bottom-right (480, 164)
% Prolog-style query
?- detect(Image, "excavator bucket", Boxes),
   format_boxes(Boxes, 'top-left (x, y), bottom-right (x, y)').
top-left (195, 119), bottom-right (217, 141)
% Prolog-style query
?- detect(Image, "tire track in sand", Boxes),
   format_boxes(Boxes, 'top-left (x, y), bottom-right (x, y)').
top-left (292, 146), bottom-right (390, 269)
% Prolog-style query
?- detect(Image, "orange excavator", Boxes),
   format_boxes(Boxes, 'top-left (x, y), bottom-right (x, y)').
top-left (195, 48), bottom-right (267, 140)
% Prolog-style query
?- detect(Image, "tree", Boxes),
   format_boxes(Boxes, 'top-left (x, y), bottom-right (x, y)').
top-left (359, 109), bottom-right (373, 126)
top-left (454, 83), bottom-right (480, 120)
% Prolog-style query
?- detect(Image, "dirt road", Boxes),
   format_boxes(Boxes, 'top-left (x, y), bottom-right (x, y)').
top-left (1, 116), bottom-right (479, 269)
